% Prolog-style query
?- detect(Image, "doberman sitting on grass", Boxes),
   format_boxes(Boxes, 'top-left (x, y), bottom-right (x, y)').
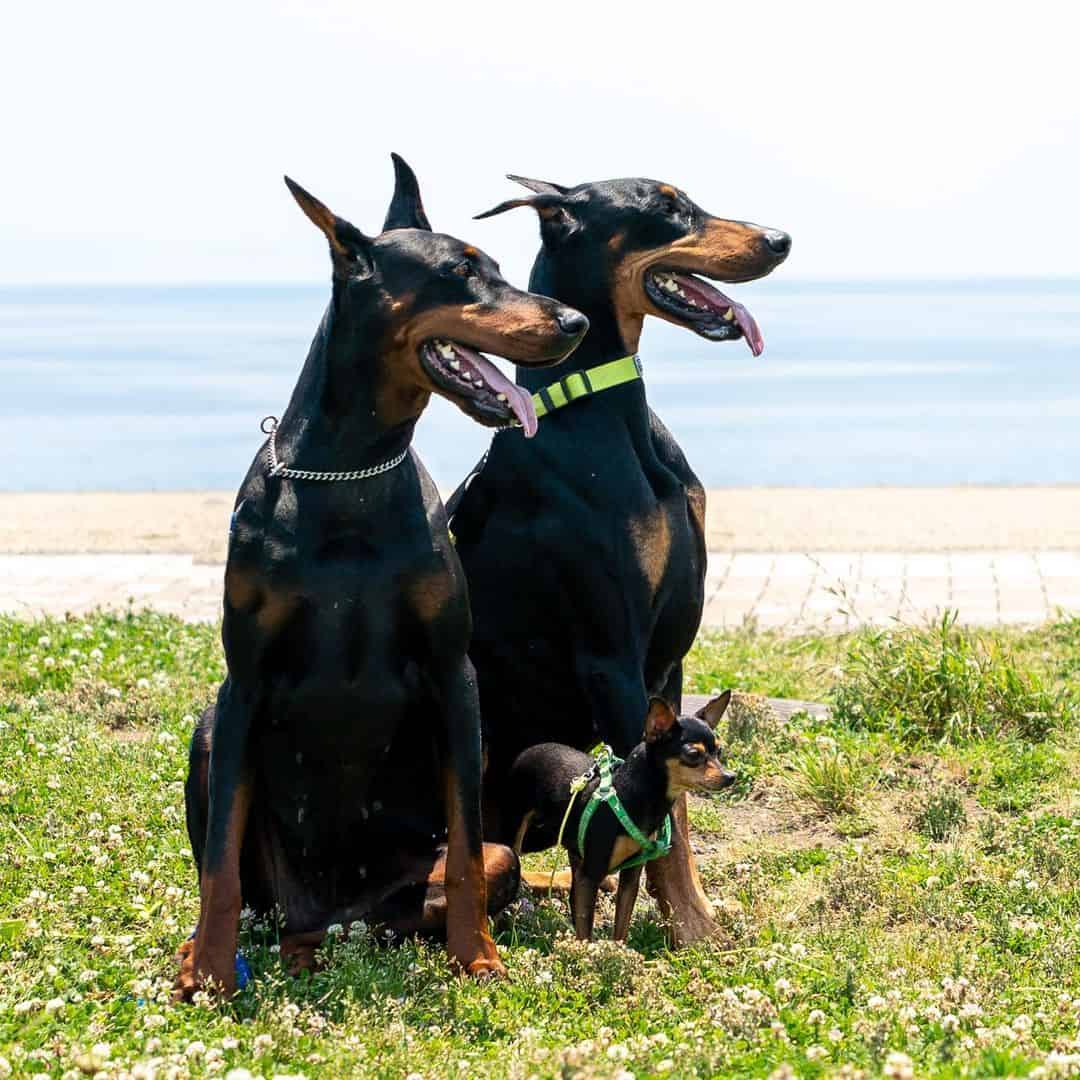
top-left (175, 156), bottom-right (587, 999)
top-left (448, 174), bottom-right (789, 944)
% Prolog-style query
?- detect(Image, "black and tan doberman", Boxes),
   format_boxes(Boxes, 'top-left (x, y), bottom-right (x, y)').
top-left (449, 175), bottom-right (788, 944)
top-left (175, 156), bottom-right (587, 999)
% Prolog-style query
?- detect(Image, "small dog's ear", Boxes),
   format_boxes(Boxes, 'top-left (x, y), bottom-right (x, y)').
top-left (383, 152), bottom-right (432, 232)
top-left (284, 176), bottom-right (375, 277)
top-left (644, 697), bottom-right (677, 742)
top-left (695, 690), bottom-right (732, 731)
top-left (474, 191), bottom-right (582, 243)
top-left (507, 173), bottom-right (570, 196)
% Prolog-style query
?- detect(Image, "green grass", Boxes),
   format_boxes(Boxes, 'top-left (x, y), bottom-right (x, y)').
top-left (1, 611), bottom-right (1079, 1078)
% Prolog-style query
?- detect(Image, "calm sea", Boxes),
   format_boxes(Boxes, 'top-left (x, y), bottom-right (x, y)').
top-left (4, 280), bottom-right (1079, 492)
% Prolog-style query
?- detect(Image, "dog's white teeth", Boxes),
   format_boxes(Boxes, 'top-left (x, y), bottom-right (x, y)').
top-left (497, 393), bottom-right (508, 402)
top-left (438, 343), bottom-right (456, 359)
top-left (449, 359), bottom-right (461, 371)
top-left (662, 279), bottom-right (678, 293)
top-left (723, 308), bottom-right (736, 322)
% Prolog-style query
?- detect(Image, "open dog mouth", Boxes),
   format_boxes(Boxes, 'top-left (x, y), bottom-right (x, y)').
top-left (644, 269), bottom-right (764, 356)
top-left (420, 340), bottom-right (538, 437)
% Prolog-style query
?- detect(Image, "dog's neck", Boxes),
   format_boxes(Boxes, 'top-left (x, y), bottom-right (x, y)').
top-left (274, 290), bottom-right (423, 474)
top-left (511, 252), bottom-right (654, 457)
top-left (610, 743), bottom-right (678, 839)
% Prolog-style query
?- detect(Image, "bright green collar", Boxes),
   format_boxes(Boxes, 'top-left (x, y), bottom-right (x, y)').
top-left (532, 353), bottom-right (642, 421)
top-left (576, 744), bottom-right (672, 872)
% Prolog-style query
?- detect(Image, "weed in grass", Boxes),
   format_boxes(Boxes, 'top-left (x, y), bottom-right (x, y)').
top-left (915, 784), bottom-right (968, 841)
top-left (785, 737), bottom-right (872, 816)
top-left (832, 611), bottom-right (1072, 744)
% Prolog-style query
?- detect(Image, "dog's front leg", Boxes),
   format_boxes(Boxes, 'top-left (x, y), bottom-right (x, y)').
top-left (644, 795), bottom-right (718, 946)
top-left (439, 658), bottom-right (506, 978)
top-left (174, 681), bottom-right (252, 1001)
top-left (612, 864), bottom-right (644, 942)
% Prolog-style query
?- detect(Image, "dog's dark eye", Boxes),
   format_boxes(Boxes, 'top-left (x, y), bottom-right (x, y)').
top-left (452, 259), bottom-right (473, 278)
top-left (682, 747), bottom-right (704, 765)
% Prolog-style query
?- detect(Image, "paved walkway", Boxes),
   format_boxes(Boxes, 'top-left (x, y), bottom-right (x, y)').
top-left (4, 551), bottom-right (1078, 631)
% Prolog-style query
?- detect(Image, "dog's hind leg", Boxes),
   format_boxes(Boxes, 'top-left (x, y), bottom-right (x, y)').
top-left (644, 795), bottom-right (718, 946)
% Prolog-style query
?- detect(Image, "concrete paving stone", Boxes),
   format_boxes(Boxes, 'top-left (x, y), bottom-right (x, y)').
top-left (1036, 552), bottom-right (1080, 577)
top-left (768, 553), bottom-right (817, 579)
top-left (905, 554), bottom-right (950, 578)
top-left (991, 553), bottom-right (1042, 582)
top-left (724, 553), bottom-right (775, 578)
top-left (859, 553), bottom-right (906, 578)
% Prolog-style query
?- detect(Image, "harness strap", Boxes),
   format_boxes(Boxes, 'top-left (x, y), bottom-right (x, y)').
top-left (532, 353), bottom-right (643, 420)
top-left (576, 745), bottom-right (672, 873)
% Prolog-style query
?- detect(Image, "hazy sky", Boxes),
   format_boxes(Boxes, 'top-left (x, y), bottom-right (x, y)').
top-left (2, 0), bottom-right (1077, 285)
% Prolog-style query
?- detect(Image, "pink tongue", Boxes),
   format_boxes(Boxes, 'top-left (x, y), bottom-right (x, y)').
top-left (675, 274), bottom-right (765, 357)
top-left (459, 347), bottom-right (539, 438)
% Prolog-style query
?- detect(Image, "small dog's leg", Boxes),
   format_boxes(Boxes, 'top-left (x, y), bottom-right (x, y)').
top-left (612, 864), bottom-right (644, 942)
top-left (570, 867), bottom-right (602, 941)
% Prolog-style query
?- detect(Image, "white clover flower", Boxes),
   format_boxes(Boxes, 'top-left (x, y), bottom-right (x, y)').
top-left (253, 1034), bottom-right (274, 1055)
top-left (89, 648), bottom-right (103, 662)
top-left (326, 923), bottom-right (344, 937)
top-left (808, 1009), bottom-right (826, 1025)
top-left (925, 1004), bottom-right (942, 1022)
top-left (789, 943), bottom-right (807, 958)
top-left (37, 636), bottom-right (51, 648)
top-left (806, 1045), bottom-right (827, 1061)
top-left (943, 1013), bottom-right (959, 1032)
top-left (606, 1044), bottom-right (629, 1060)
top-left (866, 994), bottom-right (887, 1011)
top-left (225, 1070), bottom-right (255, 1080)
top-left (656, 1060), bottom-right (675, 1073)
top-left (1011, 1013), bottom-right (1033, 1034)
top-left (43, 656), bottom-right (56, 669)
top-left (883, 1050), bottom-right (914, 1079)
top-left (186, 1041), bottom-right (207, 1058)
top-left (774, 978), bottom-right (794, 1000)
top-left (827, 1027), bottom-right (843, 1044)
top-left (959, 1002), bottom-right (983, 1020)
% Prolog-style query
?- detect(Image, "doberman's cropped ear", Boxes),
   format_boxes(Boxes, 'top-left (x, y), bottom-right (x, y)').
top-left (644, 697), bottom-right (678, 742)
top-left (284, 176), bottom-right (375, 276)
top-left (507, 174), bottom-right (570, 196)
top-left (475, 191), bottom-right (582, 243)
top-left (695, 690), bottom-right (732, 731)
top-left (383, 152), bottom-right (432, 232)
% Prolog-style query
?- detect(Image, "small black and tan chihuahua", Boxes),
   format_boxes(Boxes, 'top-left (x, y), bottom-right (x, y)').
top-left (505, 692), bottom-right (735, 941)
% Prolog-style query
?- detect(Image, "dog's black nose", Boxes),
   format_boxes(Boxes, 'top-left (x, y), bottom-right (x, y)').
top-left (556, 308), bottom-right (589, 337)
top-left (764, 230), bottom-right (791, 257)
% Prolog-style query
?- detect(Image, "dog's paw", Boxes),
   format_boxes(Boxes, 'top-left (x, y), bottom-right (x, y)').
top-left (465, 955), bottom-right (507, 981)
top-left (171, 943), bottom-right (236, 1003)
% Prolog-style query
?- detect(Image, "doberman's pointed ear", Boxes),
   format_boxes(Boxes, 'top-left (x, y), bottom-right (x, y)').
top-left (474, 191), bottom-right (582, 243)
top-left (644, 697), bottom-right (678, 742)
top-left (695, 690), bottom-right (732, 731)
top-left (284, 176), bottom-right (375, 276)
top-left (383, 152), bottom-right (432, 232)
top-left (507, 174), bottom-right (570, 196)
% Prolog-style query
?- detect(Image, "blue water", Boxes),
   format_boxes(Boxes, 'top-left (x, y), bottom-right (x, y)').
top-left (4, 280), bottom-right (1079, 491)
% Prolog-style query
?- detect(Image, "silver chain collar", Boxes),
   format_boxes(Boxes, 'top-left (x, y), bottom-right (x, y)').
top-left (261, 416), bottom-right (409, 483)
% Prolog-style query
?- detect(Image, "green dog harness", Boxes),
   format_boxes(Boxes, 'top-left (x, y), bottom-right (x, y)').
top-left (574, 745), bottom-right (672, 872)
top-left (532, 353), bottom-right (643, 420)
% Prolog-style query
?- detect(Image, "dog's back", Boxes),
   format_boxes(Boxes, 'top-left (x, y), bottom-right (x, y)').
top-left (505, 742), bottom-right (595, 854)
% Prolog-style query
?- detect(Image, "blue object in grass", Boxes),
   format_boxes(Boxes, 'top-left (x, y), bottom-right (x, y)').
top-left (182, 932), bottom-right (251, 991)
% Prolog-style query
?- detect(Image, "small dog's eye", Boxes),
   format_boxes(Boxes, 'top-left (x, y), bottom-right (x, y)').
top-left (452, 260), bottom-right (472, 278)
top-left (682, 747), bottom-right (704, 765)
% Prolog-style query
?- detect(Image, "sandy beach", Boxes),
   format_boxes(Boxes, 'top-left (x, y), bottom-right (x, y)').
top-left (4, 488), bottom-right (1080, 561)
